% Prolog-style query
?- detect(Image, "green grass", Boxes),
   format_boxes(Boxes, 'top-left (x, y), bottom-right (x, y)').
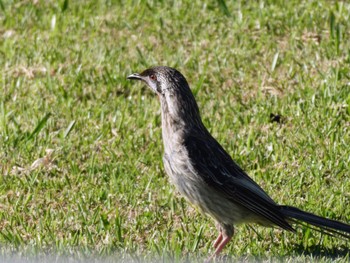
top-left (1, 0), bottom-right (350, 262)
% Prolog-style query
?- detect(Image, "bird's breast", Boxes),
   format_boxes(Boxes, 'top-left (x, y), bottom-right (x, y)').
top-left (163, 147), bottom-right (202, 196)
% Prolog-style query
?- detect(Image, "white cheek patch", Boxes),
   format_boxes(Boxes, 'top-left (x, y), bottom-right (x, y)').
top-left (148, 81), bottom-right (158, 93)
top-left (145, 76), bottom-right (158, 93)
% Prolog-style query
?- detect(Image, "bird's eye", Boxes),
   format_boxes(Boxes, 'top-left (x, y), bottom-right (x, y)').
top-left (150, 74), bottom-right (157, 81)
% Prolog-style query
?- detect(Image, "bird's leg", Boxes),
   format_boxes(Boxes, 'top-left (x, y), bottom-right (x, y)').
top-left (206, 229), bottom-right (233, 262)
top-left (213, 234), bottom-right (232, 255)
top-left (213, 232), bottom-right (223, 248)
top-left (213, 223), bottom-right (223, 248)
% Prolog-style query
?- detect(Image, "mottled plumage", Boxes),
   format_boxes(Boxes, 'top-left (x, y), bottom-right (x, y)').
top-left (127, 66), bottom-right (350, 260)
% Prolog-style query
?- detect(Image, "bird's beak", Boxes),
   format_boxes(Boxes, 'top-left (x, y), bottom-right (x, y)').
top-left (127, 73), bottom-right (142, 81)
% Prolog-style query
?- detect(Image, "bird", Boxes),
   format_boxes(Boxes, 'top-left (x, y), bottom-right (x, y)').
top-left (127, 66), bottom-right (350, 261)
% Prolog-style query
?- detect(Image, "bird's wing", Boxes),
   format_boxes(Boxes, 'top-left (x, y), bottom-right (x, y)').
top-left (184, 132), bottom-right (293, 231)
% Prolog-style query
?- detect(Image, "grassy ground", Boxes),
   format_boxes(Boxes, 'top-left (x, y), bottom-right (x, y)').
top-left (1, 0), bottom-right (350, 262)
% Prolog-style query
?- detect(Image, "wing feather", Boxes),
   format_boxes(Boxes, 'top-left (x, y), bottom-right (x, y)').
top-left (184, 132), bottom-right (294, 231)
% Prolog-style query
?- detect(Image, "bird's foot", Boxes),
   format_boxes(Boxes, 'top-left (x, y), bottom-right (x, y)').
top-left (205, 235), bottom-right (232, 262)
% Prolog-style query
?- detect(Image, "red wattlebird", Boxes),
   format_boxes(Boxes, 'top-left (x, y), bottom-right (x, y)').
top-left (128, 66), bottom-right (350, 261)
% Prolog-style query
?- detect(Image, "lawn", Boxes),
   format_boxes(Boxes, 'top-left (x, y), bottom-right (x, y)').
top-left (0, 0), bottom-right (350, 262)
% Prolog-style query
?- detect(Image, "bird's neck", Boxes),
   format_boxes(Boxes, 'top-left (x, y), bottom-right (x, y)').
top-left (159, 94), bottom-right (205, 154)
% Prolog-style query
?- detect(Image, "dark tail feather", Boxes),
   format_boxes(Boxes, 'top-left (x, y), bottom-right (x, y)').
top-left (280, 206), bottom-right (350, 239)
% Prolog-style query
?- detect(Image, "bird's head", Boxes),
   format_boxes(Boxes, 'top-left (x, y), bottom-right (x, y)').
top-left (127, 66), bottom-right (189, 96)
top-left (127, 66), bottom-right (203, 130)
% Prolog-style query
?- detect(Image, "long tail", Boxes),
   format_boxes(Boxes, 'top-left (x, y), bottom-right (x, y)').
top-left (280, 206), bottom-right (350, 239)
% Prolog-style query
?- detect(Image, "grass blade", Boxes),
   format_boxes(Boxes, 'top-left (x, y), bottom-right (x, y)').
top-left (271, 52), bottom-right (279, 72)
top-left (62, 0), bottom-right (69, 12)
top-left (64, 120), bottom-right (76, 138)
top-left (28, 113), bottom-right (51, 140)
top-left (217, 0), bottom-right (230, 17)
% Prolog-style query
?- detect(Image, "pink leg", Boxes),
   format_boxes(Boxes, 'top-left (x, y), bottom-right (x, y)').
top-left (206, 229), bottom-right (234, 263)
top-left (213, 232), bottom-right (223, 248)
top-left (213, 235), bottom-right (232, 256)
